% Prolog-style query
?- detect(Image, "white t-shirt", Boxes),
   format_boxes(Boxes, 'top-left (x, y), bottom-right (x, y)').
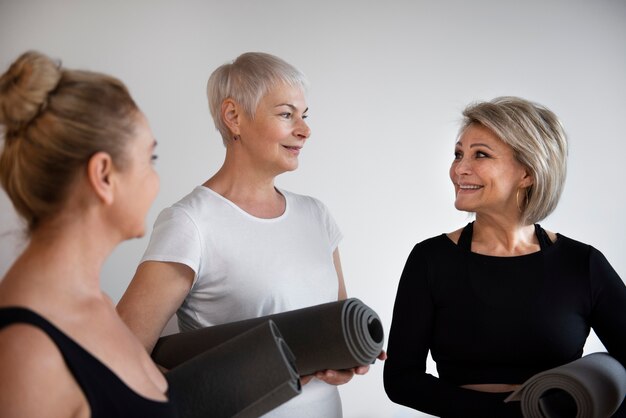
top-left (142, 186), bottom-right (343, 418)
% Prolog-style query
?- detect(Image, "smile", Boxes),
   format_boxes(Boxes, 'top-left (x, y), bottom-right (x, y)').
top-left (282, 145), bottom-right (302, 155)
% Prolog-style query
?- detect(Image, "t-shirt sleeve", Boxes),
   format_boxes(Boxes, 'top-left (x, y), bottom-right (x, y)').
top-left (384, 242), bottom-right (524, 417)
top-left (313, 198), bottom-right (343, 251)
top-left (140, 206), bottom-right (202, 278)
top-left (588, 247), bottom-right (626, 368)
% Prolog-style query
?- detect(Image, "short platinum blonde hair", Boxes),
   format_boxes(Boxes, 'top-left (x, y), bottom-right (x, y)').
top-left (206, 52), bottom-right (308, 145)
top-left (460, 96), bottom-right (568, 224)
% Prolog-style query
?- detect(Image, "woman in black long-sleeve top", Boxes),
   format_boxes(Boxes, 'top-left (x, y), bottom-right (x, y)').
top-left (384, 96), bottom-right (626, 417)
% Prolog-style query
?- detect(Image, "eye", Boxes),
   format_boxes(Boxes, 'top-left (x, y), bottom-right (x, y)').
top-left (302, 114), bottom-right (308, 120)
top-left (279, 112), bottom-right (292, 119)
top-left (453, 151), bottom-right (462, 160)
top-left (475, 151), bottom-right (490, 158)
top-left (151, 154), bottom-right (158, 163)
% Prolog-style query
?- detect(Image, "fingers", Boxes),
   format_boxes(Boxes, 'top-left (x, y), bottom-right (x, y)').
top-left (300, 374), bottom-right (315, 386)
top-left (315, 369), bottom-right (355, 385)
top-left (308, 354), bottom-right (388, 386)
top-left (354, 365), bottom-right (370, 375)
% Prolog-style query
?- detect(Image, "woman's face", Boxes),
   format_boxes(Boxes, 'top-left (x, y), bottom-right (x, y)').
top-left (114, 111), bottom-right (160, 239)
top-left (449, 123), bottom-right (531, 218)
top-left (238, 83), bottom-right (310, 176)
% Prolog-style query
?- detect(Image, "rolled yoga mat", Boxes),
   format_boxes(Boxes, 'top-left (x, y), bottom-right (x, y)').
top-left (154, 298), bottom-right (384, 376)
top-left (505, 352), bottom-right (626, 418)
top-left (166, 320), bottom-right (301, 418)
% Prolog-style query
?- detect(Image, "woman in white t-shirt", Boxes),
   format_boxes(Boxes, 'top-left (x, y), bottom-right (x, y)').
top-left (117, 52), bottom-right (381, 418)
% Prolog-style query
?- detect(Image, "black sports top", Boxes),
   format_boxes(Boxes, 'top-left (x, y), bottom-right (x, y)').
top-left (384, 223), bottom-right (626, 417)
top-left (0, 307), bottom-right (178, 418)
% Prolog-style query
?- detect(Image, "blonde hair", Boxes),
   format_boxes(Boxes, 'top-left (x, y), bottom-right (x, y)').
top-left (0, 51), bottom-right (139, 232)
top-left (460, 96), bottom-right (568, 224)
top-left (206, 52), bottom-right (308, 145)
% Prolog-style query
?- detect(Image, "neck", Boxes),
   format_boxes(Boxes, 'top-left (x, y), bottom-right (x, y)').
top-left (472, 213), bottom-right (538, 256)
top-left (1, 209), bottom-right (119, 303)
top-left (203, 149), bottom-right (285, 218)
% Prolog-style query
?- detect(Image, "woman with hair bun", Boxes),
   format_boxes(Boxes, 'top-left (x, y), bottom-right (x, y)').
top-left (384, 97), bottom-right (626, 417)
top-left (0, 52), bottom-right (175, 417)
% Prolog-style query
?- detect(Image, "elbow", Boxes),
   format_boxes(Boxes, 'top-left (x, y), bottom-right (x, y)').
top-left (383, 361), bottom-right (404, 404)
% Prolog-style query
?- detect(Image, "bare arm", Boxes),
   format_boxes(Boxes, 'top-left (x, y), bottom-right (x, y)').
top-left (117, 261), bottom-right (194, 353)
top-left (334, 247), bottom-right (347, 300)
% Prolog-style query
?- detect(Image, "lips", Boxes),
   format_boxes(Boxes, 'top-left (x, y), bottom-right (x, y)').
top-left (455, 183), bottom-right (483, 194)
top-left (458, 184), bottom-right (482, 190)
top-left (282, 145), bottom-right (302, 155)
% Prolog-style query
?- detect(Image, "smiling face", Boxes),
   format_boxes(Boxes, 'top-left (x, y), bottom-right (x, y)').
top-left (450, 123), bottom-right (532, 219)
top-left (237, 83), bottom-right (310, 176)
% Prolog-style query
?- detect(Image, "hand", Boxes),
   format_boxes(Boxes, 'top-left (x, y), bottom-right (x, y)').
top-left (300, 350), bottom-right (388, 386)
top-left (315, 368), bottom-right (358, 385)
top-left (349, 350), bottom-right (388, 377)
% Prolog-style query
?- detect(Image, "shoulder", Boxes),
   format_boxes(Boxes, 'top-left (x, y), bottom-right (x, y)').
top-left (282, 189), bottom-right (322, 206)
top-left (545, 232), bottom-right (616, 275)
top-left (169, 186), bottom-right (218, 215)
top-left (550, 232), bottom-right (593, 256)
top-left (0, 324), bottom-right (84, 416)
top-left (445, 227), bottom-right (464, 245)
top-left (282, 189), bottom-right (333, 215)
top-left (406, 234), bottom-right (455, 263)
top-left (152, 187), bottom-right (216, 229)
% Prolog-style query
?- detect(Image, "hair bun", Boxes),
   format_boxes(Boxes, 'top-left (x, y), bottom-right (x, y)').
top-left (0, 51), bottom-right (62, 131)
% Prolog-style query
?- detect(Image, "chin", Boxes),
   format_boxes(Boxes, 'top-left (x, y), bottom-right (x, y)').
top-left (282, 162), bottom-right (299, 172)
top-left (127, 226), bottom-right (146, 240)
top-left (454, 201), bottom-right (473, 212)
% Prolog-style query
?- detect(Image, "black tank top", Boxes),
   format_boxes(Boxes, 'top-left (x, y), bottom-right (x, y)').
top-left (0, 307), bottom-right (178, 418)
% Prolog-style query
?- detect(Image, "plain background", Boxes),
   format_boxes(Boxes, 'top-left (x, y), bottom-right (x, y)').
top-left (1, 1), bottom-right (625, 417)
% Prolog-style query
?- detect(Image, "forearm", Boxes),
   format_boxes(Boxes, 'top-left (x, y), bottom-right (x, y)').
top-left (384, 365), bottom-right (523, 418)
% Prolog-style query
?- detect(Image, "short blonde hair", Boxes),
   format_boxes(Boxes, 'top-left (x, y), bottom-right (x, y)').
top-left (460, 96), bottom-right (568, 224)
top-left (206, 52), bottom-right (308, 145)
top-left (0, 51), bottom-right (139, 232)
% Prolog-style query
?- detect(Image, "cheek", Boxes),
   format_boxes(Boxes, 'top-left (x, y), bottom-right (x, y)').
top-left (148, 170), bottom-right (160, 199)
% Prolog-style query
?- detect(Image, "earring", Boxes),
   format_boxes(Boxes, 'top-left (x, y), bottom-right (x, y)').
top-left (516, 188), bottom-right (530, 212)
top-left (233, 134), bottom-right (240, 141)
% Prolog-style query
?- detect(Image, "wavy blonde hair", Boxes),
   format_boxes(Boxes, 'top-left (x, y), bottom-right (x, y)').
top-left (460, 96), bottom-right (568, 224)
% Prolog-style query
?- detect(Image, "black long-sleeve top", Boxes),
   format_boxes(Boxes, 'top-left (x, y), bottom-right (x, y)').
top-left (384, 223), bottom-right (626, 417)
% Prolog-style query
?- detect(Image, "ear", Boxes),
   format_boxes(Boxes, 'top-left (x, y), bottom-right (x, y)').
top-left (221, 98), bottom-right (242, 137)
top-left (520, 168), bottom-right (534, 189)
top-left (87, 151), bottom-right (115, 205)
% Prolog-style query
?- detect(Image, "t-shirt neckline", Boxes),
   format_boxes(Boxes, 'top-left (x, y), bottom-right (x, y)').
top-left (197, 185), bottom-right (290, 222)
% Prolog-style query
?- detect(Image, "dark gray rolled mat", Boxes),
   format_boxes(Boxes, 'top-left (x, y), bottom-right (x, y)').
top-left (154, 298), bottom-right (384, 376)
top-left (505, 352), bottom-right (626, 417)
top-left (166, 320), bottom-right (301, 418)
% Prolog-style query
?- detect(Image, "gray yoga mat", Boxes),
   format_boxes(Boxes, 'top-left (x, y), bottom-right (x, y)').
top-left (154, 298), bottom-right (384, 376)
top-left (505, 352), bottom-right (626, 418)
top-left (166, 320), bottom-right (301, 418)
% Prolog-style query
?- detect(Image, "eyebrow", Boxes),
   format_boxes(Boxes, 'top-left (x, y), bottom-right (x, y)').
top-left (455, 141), bottom-right (494, 150)
top-left (275, 103), bottom-right (308, 113)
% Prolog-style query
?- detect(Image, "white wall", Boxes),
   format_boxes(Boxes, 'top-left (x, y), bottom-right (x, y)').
top-left (1, 1), bottom-right (625, 417)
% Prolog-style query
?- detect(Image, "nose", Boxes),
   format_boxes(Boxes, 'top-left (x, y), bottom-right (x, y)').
top-left (453, 156), bottom-right (471, 176)
top-left (294, 118), bottom-right (311, 139)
